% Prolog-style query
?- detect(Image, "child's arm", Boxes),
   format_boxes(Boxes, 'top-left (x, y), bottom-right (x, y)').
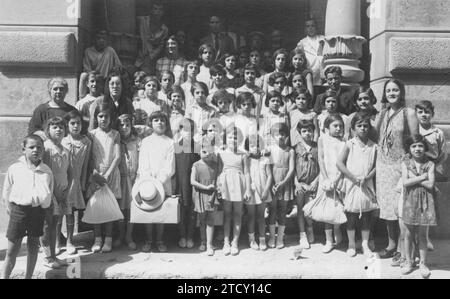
top-left (262, 163), bottom-right (274, 202)
top-left (336, 143), bottom-right (359, 184)
top-left (243, 154), bottom-right (252, 201)
top-left (313, 115), bottom-right (319, 142)
top-left (2, 168), bottom-right (13, 214)
top-left (156, 140), bottom-right (176, 184)
top-left (406, 108), bottom-right (420, 136)
top-left (401, 162), bottom-right (427, 188)
top-left (420, 162), bottom-right (435, 191)
top-left (103, 134), bottom-right (121, 182)
top-left (190, 165), bottom-right (215, 191)
top-left (318, 137), bottom-right (328, 180)
top-left (80, 139), bottom-right (92, 191)
top-left (305, 73), bottom-right (314, 100)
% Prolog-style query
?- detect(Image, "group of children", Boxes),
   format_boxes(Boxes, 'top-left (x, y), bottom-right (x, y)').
top-left (2, 42), bottom-right (446, 279)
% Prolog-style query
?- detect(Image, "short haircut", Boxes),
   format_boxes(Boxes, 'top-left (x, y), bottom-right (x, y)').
top-left (355, 85), bottom-right (377, 108)
top-left (64, 110), bottom-right (83, 129)
top-left (143, 75), bottom-right (161, 91)
top-left (23, 134), bottom-right (44, 148)
top-left (324, 90), bottom-right (338, 100)
top-left (290, 88), bottom-right (312, 105)
top-left (289, 71), bottom-right (306, 86)
top-left (324, 113), bottom-right (344, 129)
top-left (404, 134), bottom-right (429, 152)
top-left (265, 90), bottom-right (283, 107)
top-left (168, 85), bottom-right (185, 101)
top-left (350, 112), bottom-right (373, 130)
top-left (381, 78), bottom-right (406, 106)
top-left (270, 122), bottom-right (289, 137)
top-left (198, 44), bottom-right (216, 60)
top-left (159, 70), bottom-right (175, 84)
top-left (116, 114), bottom-right (138, 137)
top-left (297, 119), bottom-right (315, 132)
top-left (211, 89), bottom-right (234, 107)
top-left (184, 60), bottom-right (200, 73)
top-left (133, 71), bottom-right (147, 82)
top-left (48, 77), bottom-right (69, 93)
top-left (415, 100), bottom-right (434, 116)
top-left (209, 64), bottom-right (226, 76)
top-left (272, 48), bottom-right (288, 64)
top-left (236, 92), bottom-right (256, 109)
top-left (148, 110), bottom-right (169, 127)
top-left (45, 116), bottom-right (67, 138)
top-left (87, 71), bottom-right (104, 83)
top-left (243, 63), bottom-right (260, 77)
top-left (290, 48), bottom-right (307, 69)
top-left (325, 66), bottom-right (343, 78)
top-left (191, 81), bottom-right (209, 97)
top-left (268, 72), bottom-right (287, 86)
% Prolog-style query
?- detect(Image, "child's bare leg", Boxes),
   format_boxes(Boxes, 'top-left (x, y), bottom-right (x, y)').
top-left (256, 204), bottom-right (266, 239)
top-left (156, 224), bottom-right (166, 252)
top-left (100, 222), bottom-right (113, 252)
top-left (398, 219), bottom-right (407, 259)
top-left (361, 212), bottom-right (372, 255)
top-left (65, 214), bottom-right (76, 254)
top-left (186, 205), bottom-right (196, 242)
top-left (346, 213), bottom-right (357, 256)
top-left (40, 209), bottom-right (56, 259)
top-left (25, 236), bottom-right (40, 279)
top-left (268, 199), bottom-right (277, 248)
top-left (55, 215), bottom-right (63, 254)
top-left (385, 220), bottom-right (398, 251)
top-left (334, 224), bottom-right (343, 245)
top-left (205, 211), bottom-right (215, 255)
top-left (276, 200), bottom-right (288, 249)
top-left (323, 223), bottom-right (334, 253)
top-left (115, 212), bottom-right (126, 247)
top-left (199, 213), bottom-right (207, 245)
top-left (296, 193), bottom-right (306, 233)
top-left (142, 224), bottom-right (153, 252)
top-left (418, 226), bottom-right (431, 278)
top-left (231, 202), bottom-right (243, 245)
top-left (402, 224), bottom-right (416, 274)
top-left (78, 72), bottom-right (89, 99)
top-left (178, 205), bottom-right (187, 241)
top-left (246, 204), bottom-right (256, 234)
top-left (223, 201), bottom-right (232, 245)
top-left (426, 226), bottom-right (434, 251)
top-left (1, 238), bottom-right (23, 279)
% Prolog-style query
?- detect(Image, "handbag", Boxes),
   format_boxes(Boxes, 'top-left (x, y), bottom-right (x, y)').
top-left (303, 189), bottom-right (347, 225)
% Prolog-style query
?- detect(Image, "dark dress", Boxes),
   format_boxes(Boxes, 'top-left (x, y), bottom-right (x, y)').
top-left (175, 138), bottom-right (200, 207)
top-left (402, 158), bottom-right (437, 226)
top-left (192, 159), bottom-right (219, 213)
top-left (28, 102), bottom-right (77, 134)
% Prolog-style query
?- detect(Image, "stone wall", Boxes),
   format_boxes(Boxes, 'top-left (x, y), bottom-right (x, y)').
top-left (369, 0), bottom-right (450, 238)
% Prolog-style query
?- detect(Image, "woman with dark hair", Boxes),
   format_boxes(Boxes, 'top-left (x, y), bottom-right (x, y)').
top-left (375, 78), bottom-right (419, 260)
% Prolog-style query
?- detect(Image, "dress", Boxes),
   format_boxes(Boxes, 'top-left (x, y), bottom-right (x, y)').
top-left (271, 145), bottom-right (292, 201)
top-left (218, 150), bottom-right (247, 202)
top-left (175, 138), bottom-right (200, 207)
top-left (61, 135), bottom-right (92, 210)
top-left (376, 108), bottom-right (409, 220)
top-left (294, 141), bottom-right (319, 200)
top-left (342, 138), bottom-right (378, 213)
top-left (89, 128), bottom-right (121, 199)
top-left (192, 159), bottom-right (219, 213)
top-left (43, 140), bottom-right (70, 216)
top-left (402, 159), bottom-right (437, 226)
top-left (248, 157), bottom-right (272, 205)
top-left (118, 136), bottom-right (140, 210)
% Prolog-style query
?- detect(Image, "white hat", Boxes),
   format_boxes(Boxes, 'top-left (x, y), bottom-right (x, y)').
top-left (132, 178), bottom-right (165, 211)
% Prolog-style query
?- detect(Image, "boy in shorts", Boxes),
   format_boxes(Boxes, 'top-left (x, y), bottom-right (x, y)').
top-left (1, 135), bottom-right (54, 279)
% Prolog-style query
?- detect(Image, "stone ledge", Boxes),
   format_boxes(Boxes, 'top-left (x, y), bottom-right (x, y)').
top-left (389, 37), bottom-right (450, 73)
top-left (0, 31), bottom-right (76, 67)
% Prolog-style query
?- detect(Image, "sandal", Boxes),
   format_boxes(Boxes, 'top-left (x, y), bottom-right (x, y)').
top-left (157, 241), bottom-right (168, 252)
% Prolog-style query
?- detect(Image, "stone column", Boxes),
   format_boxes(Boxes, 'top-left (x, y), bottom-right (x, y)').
top-left (106, 0), bottom-right (138, 70)
top-left (322, 0), bottom-right (366, 86)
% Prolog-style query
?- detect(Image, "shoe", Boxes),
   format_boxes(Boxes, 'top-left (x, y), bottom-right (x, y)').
top-left (66, 243), bottom-right (77, 255)
top-left (127, 241), bottom-right (137, 251)
top-left (101, 237), bottom-right (112, 253)
top-left (401, 261), bottom-right (414, 275)
top-left (347, 248), bottom-right (357, 257)
top-left (322, 242), bottom-right (335, 254)
top-left (157, 241), bottom-right (168, 252)
top-left (231, 243), bottom-right (239, 256)
top-left (391, 257), bottom-right (406, 267)
top-left (178, 238), bottom-right (187, 248)
top-left (250, 240), bottom-right (259, 251)
top-left (427, 241), bottom-right (434, 252)
top-left (392, 251), bottom-right (402, 263)
top-left (299, 237), bottom-right (310, 250)
top-left (268, 236), bottom-right (276, 248)
top-left (276, 240), bottom-right (285, 249)
top-left (199, 242), bottom-right (207, 251)
top-left (206, 246), bottom-right (214, 256)
top-left (43, 257), bottom-right (61, 269)
top-left (306, 227), bottom-right (315, 244)
top-left (91, 238), bottom-right (102, 253)
top-left (186, 239), bottom-right (194, 249)
top-left (362, 245), bottom-right (374, 258)
top-left (419, 262), bottom-right (431, 279)
top-left (142, 241), bottom-right (152, 252)
top-left (378, 248), bottom-right (396, 259)
top-left (259, 238), bottom-right (267, 251)
top-left (55, 246), bottom-right (62, 256)
top-left (223, 242), bottom-right (231, 256)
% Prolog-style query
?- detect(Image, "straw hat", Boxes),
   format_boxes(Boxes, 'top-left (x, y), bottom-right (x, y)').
top-left (132, 178), bottom-right (165, 211)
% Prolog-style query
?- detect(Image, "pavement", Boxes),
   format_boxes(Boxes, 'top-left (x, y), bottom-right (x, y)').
top-left (1, 230), bottom-right (450, 279)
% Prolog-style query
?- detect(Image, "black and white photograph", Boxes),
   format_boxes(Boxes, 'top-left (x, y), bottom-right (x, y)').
top-left (0, 0), bottom-right (449, 281)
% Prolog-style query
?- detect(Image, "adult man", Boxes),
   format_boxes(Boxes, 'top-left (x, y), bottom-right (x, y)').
top-left (200, 16), bottom-right (235, 62)
top-left (314, 66), bottom-right (358, 115)
top-left (156, 35), bottom-right (188, 85)
top-left (297, 19), bottom-right (324, 91)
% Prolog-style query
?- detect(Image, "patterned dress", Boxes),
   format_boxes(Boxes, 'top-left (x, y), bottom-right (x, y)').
top-left (118, 135), bottom-right (140, 210)
top-left (376, 108), bottom-right (409, 220)
top-left (402, 158), bottom-right (437, 226)
top-left (294, 141), bottom-right (319, 200)
top-left (192, 159), bottom-right (219, 213)
top-left (62, 135), bottom-right (92, 210)
top-left (248, 156), bottom-right (272, 205)
top-left (271, 145), bottom-right (292, 201)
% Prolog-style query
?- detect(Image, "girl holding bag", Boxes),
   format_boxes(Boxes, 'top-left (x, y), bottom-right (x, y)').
top-left (304, 114), bottom-right (346, 254)
top-left (337, 112), bottom-right (378, 258)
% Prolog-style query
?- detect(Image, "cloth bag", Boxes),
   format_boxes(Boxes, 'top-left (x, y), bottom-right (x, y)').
top-left (82, 185), bottom-right (124, 224)
top-left (303, 189), bottom-right (347, 225)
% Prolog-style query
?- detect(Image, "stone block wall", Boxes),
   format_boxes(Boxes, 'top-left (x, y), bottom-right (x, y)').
top-left (370, 0), bottom-right (450, 237)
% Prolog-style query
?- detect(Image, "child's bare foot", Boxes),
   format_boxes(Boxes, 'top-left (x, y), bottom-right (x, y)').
top-left (178, 238), bottom-right (187, 248)
top-left (186, 239), bottom-right (194, 249)
top-left (206, 246), bottom-right (214, 256)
